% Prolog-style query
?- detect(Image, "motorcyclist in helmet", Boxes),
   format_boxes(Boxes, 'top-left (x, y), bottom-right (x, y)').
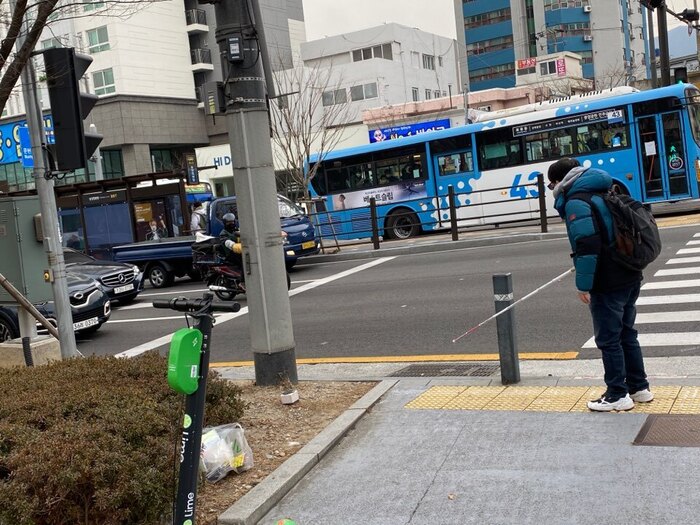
top-left (219, 212), bottom-right (243, 270)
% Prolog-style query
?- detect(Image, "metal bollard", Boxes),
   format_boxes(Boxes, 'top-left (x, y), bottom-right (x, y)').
top-left (537, 173), bottom-right (548, 233)
top-left (369, 197), bottom-right (380, 250)
top-left (447, 185), bottom-right (458, 241)
top-left (493, 273), bottom-right (520, 385)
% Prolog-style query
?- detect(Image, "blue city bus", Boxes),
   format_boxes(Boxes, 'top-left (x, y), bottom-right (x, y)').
top-left (308, 83), bottom-right (700, 240)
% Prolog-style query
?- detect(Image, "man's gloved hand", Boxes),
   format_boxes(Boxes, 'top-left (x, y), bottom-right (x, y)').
top-left (224, 239), bottom-right (242, 254)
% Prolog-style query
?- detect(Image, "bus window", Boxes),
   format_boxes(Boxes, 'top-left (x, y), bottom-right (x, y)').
top-left (310, 169), bottom-right (327, 196)
top-left (575, 122), bottom-right (629, 153)
top-left (478, 128), bottom-right (522, 170)
top-left (437, 151), bottom-right (473, 175)
top-left (399, 154), bottom-right (423, 180)
top-left (687, 89), bottom-right (700, 147)
top-left (348, 163), bottom-right (375, 189)
top-left (326, 165), bottom-right (350, 193)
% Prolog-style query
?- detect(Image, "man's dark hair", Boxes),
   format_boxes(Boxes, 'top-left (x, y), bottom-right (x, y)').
top-left (547, 157), bottom-right (581, 184)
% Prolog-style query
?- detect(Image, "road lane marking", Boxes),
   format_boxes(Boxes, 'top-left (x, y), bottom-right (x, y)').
top-left (636, 294), bottom-right (700, 305)
top-left (655, 267), bottom-right (700, 276)
top-left (209, 351), bottom-right (579, 368)
top-left (116, 257), bottom-right (396, 358)
top-left (687, 240), bottom-right (700, 245)
top-left (583, 333), bottom-right (700, 348)
top-left (642, 279), bottom-right (700, 290)
top-left (677, 247), bottom-right (700, 254)
top-left (668, 256), bottom-right (700, 264)
top-left (635, 311), bottom-right (700, 324)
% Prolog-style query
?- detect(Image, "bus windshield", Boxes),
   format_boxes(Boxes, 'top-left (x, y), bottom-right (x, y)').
top-left (686, 87), bottom-right (700, 147)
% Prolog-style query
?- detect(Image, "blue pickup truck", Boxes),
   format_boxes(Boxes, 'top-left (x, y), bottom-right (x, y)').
top-left (112, 194), bottom-right (320, 288)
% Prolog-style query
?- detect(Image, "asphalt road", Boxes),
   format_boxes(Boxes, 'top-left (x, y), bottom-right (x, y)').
top-left (77, 222), bottom-right (700, 363)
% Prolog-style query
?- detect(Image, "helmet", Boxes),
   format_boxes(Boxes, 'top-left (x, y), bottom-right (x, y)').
top-left (222, 212), bottom-right (236, 223)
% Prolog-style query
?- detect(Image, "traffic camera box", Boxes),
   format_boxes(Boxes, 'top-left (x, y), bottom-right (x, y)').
top-left (0, 196), bottom-right (51, 304)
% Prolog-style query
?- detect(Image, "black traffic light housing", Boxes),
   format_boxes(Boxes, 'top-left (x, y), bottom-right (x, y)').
top-left (43, 48), bottom-right (103, 171)
top-left (674, 67), bottom-right (689, 84)
top-left (641, 0), bottom-right (665, 9)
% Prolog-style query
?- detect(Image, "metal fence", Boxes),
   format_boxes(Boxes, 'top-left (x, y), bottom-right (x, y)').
top-left (306, 174), bottom-right (549, 252)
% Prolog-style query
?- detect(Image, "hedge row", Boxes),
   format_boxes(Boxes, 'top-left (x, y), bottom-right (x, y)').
top-left (0, 351), bottom-right (246, 525)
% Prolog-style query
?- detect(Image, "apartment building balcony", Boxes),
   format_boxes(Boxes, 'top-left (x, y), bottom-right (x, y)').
top-left (186, 9), bottom-right (209, 34)
top-left (191, 48), bottom-right (214, 72)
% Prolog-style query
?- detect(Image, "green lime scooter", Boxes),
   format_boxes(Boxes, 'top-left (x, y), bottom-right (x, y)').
top-left (153, 293), bottom-right (240, 525)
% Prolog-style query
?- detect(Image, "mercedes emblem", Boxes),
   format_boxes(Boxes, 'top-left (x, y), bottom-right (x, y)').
top-left (118, 273), bottom-right (126, 283)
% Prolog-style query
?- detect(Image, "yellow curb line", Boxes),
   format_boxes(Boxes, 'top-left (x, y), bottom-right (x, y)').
top-left (210, 351), bottom-right (579, 368)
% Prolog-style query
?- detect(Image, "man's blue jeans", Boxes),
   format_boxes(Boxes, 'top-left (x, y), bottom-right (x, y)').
top-left (589, 281), bottom-right (649, 400)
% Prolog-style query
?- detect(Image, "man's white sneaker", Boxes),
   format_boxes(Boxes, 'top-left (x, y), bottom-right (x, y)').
top-left (587, 394), bottom-right (634, 412)
top-left (630, 389), bottom-right (654, 403)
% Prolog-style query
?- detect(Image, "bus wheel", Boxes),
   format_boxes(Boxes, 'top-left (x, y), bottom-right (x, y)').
top-left (385, 210), bottom-right (421, 240)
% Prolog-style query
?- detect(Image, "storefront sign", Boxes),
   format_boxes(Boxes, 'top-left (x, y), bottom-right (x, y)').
top-left (556, 58), bottom-right (566, 77)
top-left (517, 58), bottom-right (537, 70)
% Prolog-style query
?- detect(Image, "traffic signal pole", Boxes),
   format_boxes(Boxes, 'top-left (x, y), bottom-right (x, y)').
top-left (11, 6), bottom-right (78, 358)
top-left (209, 0), bottom-right (297, 385)
top-left (657, 3), bottom-right (672, 86)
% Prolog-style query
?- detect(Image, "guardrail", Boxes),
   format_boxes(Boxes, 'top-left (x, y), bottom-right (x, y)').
top-left (306, 174), bottom-right (549, 251)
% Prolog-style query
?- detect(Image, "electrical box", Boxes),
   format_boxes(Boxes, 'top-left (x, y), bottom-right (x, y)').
top-left (0, 196), bottom-right (52, 304)
top-left (200, 81), bottom-right (226, 116)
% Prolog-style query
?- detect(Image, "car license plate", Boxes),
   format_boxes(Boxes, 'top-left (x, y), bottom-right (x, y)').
top-left (114, 283), bottom-right (134, 294)
top-left (302, 241), bottom-right (316, 249)
top-left (73, 317), bottom-right (98, 331)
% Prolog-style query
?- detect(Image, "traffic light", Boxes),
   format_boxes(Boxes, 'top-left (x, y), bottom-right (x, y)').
top-left (674, 67), bottom-right (689, 84)
top-left (43, 48), bottom-right (103, 171)
top-left (641, 0), bottom-right (665, 10)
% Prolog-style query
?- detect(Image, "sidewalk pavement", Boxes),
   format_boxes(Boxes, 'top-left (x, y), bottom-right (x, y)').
top-left (215, 209), bottom-right (700, 524)
top-left (217, 357), bottom-right (700, 525)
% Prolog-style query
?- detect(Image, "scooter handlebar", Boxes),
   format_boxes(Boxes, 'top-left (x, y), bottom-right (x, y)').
top-left (152, 297), bottom-right (241, 313)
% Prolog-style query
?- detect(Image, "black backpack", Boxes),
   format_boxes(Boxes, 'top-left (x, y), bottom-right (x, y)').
top-left (569, 191), bottom-right (662, 271)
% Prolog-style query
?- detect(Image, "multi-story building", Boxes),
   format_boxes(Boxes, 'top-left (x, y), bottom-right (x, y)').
top-left (0, 0), bottom-right (303, 193)
top-left (457, 0), bottom-right (651, 92)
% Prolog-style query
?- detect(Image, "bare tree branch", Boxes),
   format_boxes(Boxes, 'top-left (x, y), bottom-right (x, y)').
top-left (269, 57), bottom-right (357, 202)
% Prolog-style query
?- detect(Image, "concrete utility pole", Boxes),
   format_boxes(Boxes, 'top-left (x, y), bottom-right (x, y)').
top-left (658, 3), bottom-right (672, 86)
top-left (209, 0), bottom-right (297, 385)
top-left (11, 0), bottom-right (78, 358)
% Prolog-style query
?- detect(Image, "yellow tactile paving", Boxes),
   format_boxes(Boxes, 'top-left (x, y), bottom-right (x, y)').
top-left (443, 386), bottom-right (506, 410)
top-left (525, 386), bottom-right (589, 412)
top-left (405, 386), bottom-right (700, 414)
top-left (404, 386), bottom-right (466, 409)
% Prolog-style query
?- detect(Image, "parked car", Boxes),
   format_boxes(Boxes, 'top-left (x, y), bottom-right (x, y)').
top-left (63, 247), bottom-right (144, 304)
top-left (0, 273), bottom-right (112, 342)
top-left (112, 194), bottom-right (320, 288)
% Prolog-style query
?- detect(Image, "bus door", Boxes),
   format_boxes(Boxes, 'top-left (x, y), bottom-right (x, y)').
top-left (636, 111), bottom-right (691, 201)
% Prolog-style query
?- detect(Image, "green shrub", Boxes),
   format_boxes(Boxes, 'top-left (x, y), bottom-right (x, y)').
top-left (0, 351), bottom-right (245, 525)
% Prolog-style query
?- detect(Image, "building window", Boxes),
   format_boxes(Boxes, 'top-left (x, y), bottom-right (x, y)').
top-left (322, 88), bottom-right (347, 107)
top-left (92, 68), bottom-right (115, 95)
top-left (422, 54), bottom-right (435, 70)
top-left (469, 64), bottom-right (515, 83)
top-left (41, 37), bottom-right (62, 49)
top-left (465, 8), bottom-right (511, 29)
top-left (467, 35), bottom-right (514, 55)
top-left (411, 51), bottom-right (420, 68)
top-left (151, 149), bottom-right (173, 172)
top-left (434, 90), bottom-right (440, 98)
top-left (412, 87), bottom-right (419, 101)
top-left (544, 0), bottom-right (588, 10)
top-left (540, 61), bottom-right (558, 76)
top-left (438, 56), bottom-right (443, 67)
top-left (350, 82), bottom-right (378, 102)
top-left (351, 43), bottom-right (393, 62)
top-left (86, 26), bottom-right (110, 53)
top-left (425, 89), bottom-right (432, 100)
top-left (101, 150), bottom-right (124, 179)
top-left (83, 1), bottom-right (105, 11)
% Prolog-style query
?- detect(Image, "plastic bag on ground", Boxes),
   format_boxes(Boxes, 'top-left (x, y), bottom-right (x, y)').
top-left (200, 422), bottom-right (254, 483)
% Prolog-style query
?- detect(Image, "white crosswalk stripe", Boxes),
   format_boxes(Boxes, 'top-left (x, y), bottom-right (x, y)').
top-left (582, 232), bottom-right (700, 353)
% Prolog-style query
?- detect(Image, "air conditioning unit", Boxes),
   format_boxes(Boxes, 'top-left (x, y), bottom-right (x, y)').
top-left (583, 34), bottom-right (593, 41)
top-left (583, 5), bottom-right (592, 12)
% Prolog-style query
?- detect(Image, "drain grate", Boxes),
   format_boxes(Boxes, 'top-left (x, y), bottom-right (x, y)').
top-left (634, 415), bottom-right (700, 447)
top-left (389, 363), bottom-right (500, 378)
